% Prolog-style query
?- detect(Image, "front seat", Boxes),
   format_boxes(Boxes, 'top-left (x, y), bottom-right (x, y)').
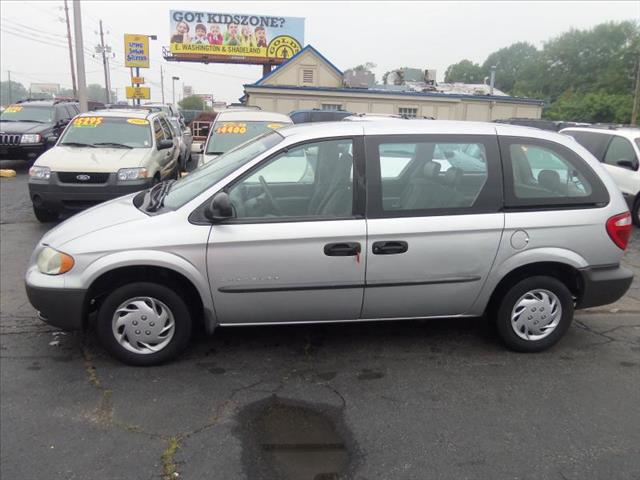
top-left (314, 152), bottom-right (353, 216)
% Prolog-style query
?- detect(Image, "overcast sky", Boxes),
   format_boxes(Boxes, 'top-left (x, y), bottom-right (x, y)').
top-left (1, 1), bottom-right (638, 104)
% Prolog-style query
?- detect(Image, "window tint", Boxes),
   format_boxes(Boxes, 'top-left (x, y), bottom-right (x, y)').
top-left (509, 144), bottom-right (591, 199)
top-left (501, 137), bottom-right (609, 208)
top-left (228, 139), bottom-right (354, 220)
top-left (159, 117), bottom-right (173, 139)
top-left (153, 120), bottom-right (163, 143)
top-left (565, 131), bottom-right (610, 160)
top-left (377, 140), bottom-right (488, 211)
top-left (603, 136), bottom-right (638, 169)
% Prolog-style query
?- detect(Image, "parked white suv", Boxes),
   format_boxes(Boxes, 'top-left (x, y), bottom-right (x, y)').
top-left (561, 126), bottom-right (640, 225)
top-left (28, 109), bottom-right (180, 222)
top-left (200, 109), bottom-right (292, 165)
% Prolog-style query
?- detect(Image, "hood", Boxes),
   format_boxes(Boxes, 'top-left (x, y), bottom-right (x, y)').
top-left (0, 121), bottom-right (51, 134)
top-left (36, 146), bottom-right (150, 172)
top-left (42, 193), bottom-right (147, 248)
top-left (201, 153), bottom-right (219, 165)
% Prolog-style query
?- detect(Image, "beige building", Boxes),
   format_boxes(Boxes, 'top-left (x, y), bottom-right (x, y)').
top-left (244, 46), bottom-right (543, 120)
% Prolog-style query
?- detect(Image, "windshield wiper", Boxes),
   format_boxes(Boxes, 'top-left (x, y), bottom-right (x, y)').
top-left (0, 119), bottom-right (16, 122)
top-left (93, 142), bottom-right (133, 149)
top-left (142, 180), bottom-right (176, 212)
top-left (16, 119), bottom-right (47, 123)
top-left (60, 141), bottom-right (97, 148)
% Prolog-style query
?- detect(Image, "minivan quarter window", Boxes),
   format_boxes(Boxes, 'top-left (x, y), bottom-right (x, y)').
top-left (501, 137), bottom-right (609, 208)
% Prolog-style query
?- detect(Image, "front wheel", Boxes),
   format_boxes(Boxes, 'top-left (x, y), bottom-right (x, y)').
top-left (495, 276), bottom-right (574, 352)
top-left (96, 282), bottom-right (192, 366)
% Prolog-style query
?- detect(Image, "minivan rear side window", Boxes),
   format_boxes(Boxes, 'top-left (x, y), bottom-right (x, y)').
top-left (366, 134), bottom-right (501, 217)
top-left (501, 137), bottom-right (609, 208)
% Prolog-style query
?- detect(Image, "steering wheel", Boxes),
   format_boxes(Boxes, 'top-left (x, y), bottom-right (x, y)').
top-left (258, 176), bottom-right (284, 215)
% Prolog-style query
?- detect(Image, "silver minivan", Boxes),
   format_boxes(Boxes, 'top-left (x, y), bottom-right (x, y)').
top-left (26, 121), bottom-right (634, 365)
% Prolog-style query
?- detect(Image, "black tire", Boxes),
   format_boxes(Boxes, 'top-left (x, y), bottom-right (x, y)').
top-left (96, 282), bottom-right (192, 366)
top-left (33, 205), bottom-right (59, 223)
top-left (632, 197), bottom-right (640, 227)
top-left (495, 276), bottom-right (574, 352)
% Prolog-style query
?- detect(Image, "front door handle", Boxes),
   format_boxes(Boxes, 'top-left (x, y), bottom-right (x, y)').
top-left (324, 242), bottom-right (361, 257)
top-left (372, 241), bottom-right (408, 255)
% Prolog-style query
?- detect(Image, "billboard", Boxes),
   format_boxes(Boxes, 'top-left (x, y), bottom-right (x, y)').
top-left (169, 10), bottom-right (304, 64)
top-left (30, 83), bottom-right (60, 95)
top-left (124, 34), bottom-right (150, 68)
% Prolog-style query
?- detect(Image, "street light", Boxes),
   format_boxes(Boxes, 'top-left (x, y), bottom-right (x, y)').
top-left (172, 76), bottom-right (180, 105)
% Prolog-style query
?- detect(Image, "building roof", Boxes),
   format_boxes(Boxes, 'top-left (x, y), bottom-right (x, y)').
top-left (253, 45), bottom-right (343, 86)
top-left (244, 83), bottom-right (545, 105)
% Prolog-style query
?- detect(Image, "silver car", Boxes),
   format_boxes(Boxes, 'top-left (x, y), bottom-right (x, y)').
top-left (26, 121), bottom-right (634, 365)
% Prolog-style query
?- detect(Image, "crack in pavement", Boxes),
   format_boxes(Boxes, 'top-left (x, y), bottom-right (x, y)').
top-left (573, 319), bottom-right (640, 347)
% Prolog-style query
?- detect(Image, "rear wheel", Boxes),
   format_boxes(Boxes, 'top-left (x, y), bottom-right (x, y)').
top-left (33, 205), bottom-right (59, 223)
top-left (495, 276), bottom-right (574, 352)
top-left (96, 282), bottom-right (192, 366)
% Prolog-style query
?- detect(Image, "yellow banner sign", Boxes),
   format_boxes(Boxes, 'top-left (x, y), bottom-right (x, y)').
top-left (126, 86), bottom-right (151, 99)
top-left (73, 117), bottom-right (104, 127)
top-left (124, 34), bottom-right (150, 68)
top-left (131, 76), bottom-right (145, 84)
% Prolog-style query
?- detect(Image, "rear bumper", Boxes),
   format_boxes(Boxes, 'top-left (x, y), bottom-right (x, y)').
top-left (577, 265), bottom-right (633, 309)
top-left (25, 284), bottom-right (86, 330)
top-left (29, 174), bottom-right (153, 212)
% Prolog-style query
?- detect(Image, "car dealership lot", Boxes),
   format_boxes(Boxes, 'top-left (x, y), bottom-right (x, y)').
top-left (1, 161), bottom-right (639, 479)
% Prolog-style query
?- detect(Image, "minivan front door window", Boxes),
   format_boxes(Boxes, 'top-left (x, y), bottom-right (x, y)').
top-left (227, 139), bottom-right (353, 219)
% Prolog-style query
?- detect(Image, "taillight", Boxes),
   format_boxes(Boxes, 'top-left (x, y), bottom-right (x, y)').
top-left (606, 212), bottom-right (632, 250)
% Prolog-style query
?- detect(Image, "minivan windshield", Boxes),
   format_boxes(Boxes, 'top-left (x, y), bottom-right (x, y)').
top-left (59, 116), bottom-right (152, 148)
top-left (206, 120), bottom-right (288, 155)
top-left (162, 131), bottom-right (283, 210)
top-left (0, 105), bottom-right (53, 123)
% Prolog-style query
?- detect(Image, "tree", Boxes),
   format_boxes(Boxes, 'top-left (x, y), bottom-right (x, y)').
top-left (0, 80), bottom-right (28, 105)
top-left (481, 42), bottom-right (541, 95)
top-left (443, 60), bottom-right (484, 83)
top-left (543, 91), bottom-right (633, 123)
top-left (178, 95), bottom-right (206, 110)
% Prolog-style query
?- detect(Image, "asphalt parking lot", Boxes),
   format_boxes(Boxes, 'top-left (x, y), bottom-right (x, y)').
top-left (1, 159), bottom-right (639, 480)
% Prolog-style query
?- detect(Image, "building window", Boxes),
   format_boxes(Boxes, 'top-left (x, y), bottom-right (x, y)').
top-left (398, 107), bottom-right (418, 118)
top-left (302, 69), bottom-right (314, 84)
top-left (321, 103), bottom-right (342, 111)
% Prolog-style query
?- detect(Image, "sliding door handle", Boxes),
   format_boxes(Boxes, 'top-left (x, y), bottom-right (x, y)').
top-left (372, 241), bottom-right (408, 255)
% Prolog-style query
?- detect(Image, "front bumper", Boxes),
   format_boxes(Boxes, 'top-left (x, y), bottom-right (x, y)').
top-left (25, 283), bottom-right (86, 330)
top-left (0, 143), bottom-right (47, 161)
top-left (29, 173), bottom-right (153, 213)
top-left (577, 265), bottom-right (634, 309)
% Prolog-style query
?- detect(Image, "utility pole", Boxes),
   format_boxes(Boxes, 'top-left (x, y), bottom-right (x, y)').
top-left (99, 20), bottom-right (110, 104)
top-left (160, 66), bottom-right (165, 104)
top-left (63, 0), bottom-right (77, 97)
top-left (72, 0), bottom-right (88, 112)
top-left (172, 76), bottom-right (179, 105)
top-left (632, 57), bottom-right (640, 125)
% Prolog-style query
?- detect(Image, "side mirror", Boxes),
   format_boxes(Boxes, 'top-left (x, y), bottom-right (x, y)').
top-left (46, 135), bottom-right (58, 146)
top-left (616, 159), bottom-right (637, 170)
top-left (204, 192), bottom-right (234, 223)
top-left (157, 139), bottom-right (173, 150)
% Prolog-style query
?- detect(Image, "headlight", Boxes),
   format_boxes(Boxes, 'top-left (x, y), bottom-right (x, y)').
top-left (37, 246), bottom-right (74, 275)
top-left (29, 166), bottom-right (51, 180)
top-left (117, 167), bottom-right (148, 181)
top-left (21, 134), bottom-right (42, 144)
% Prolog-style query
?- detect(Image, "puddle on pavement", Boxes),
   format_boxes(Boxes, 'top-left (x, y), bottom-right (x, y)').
top-left (238, 396), bottom-right (354, 480)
